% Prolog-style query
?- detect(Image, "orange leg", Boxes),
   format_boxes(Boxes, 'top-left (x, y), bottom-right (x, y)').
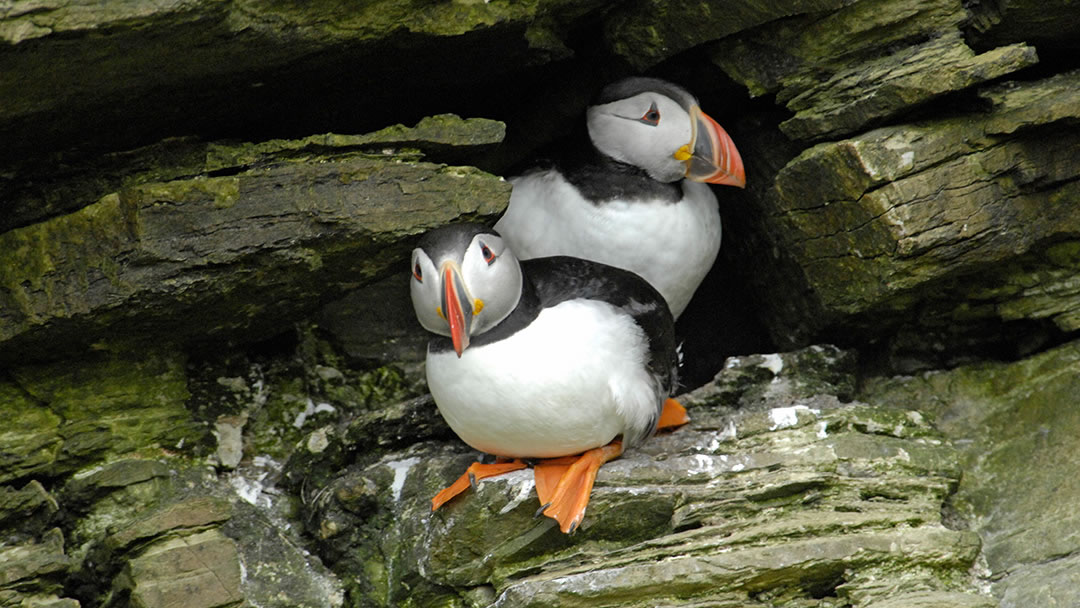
top-left (539, 440), bottom-right (624, 534)
top-left (431, 458), bottom-right (527, 511)
top-left (657, 398), bottom-right (690, 430)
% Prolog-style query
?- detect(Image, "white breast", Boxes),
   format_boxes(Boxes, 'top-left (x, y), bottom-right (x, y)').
top-left (495, 171), bottom-right (722, 318)
top-left (425, 299), bottom-right (662, 459)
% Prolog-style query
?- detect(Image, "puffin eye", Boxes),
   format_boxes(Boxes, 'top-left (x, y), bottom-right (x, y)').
top-left (639, 102), bottom-right (660, 126)
top-left (480, 243), bottom-right (496, 266)
top-left (412, 262), bottom-right (423, 282)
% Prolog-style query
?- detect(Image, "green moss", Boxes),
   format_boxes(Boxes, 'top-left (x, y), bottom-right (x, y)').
top-left (186, 326), bottom-right (422, 468)
top-left (204, 115), bottom-right (503, 171)
top-left (65, 459), bottom-right (183, 562)
top-left (136, 176), bottom-right (243, 208)
top-left (1042, 239), bottom-right (1080, 267)
top-left (0, 192), bottom-right (136, 325)
top-left (863, 340), bottom-right (1080, 577)
top-left (10, 351), bottom-right (204, 472)
top-left (0, 380), bottom-right (64, 484)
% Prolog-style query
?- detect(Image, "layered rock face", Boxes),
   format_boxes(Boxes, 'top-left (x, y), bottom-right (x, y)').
top-left (2, 1), bottom-right (1079, 607)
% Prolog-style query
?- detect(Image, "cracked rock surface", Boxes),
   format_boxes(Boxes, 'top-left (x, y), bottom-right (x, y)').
top-left (2, 0), bottom-right (1079, 606)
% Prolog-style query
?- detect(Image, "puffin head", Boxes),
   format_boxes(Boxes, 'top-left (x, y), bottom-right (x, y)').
top-left (586, 77), bottom-right (745, 187)
top-left (410, 224), bottom-right (523, 357)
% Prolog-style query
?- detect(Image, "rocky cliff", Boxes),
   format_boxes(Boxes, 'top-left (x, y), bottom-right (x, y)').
top-left (2, 1), bottom-right (1079, 607)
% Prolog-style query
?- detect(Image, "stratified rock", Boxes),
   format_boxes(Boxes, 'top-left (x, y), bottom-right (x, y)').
top-left (0, 0), bottom-right (610, 183)
top-left (0, 528), bottom-right (76, 606)
top-left (223, 499), bottom-right (345, 608)
top-left (110, 528), bottom-right (243, 608)
top-left (56, 453), bottom-right (344, 608)
top-left (745, 69), bottom-right (1080, 349)
top-left (0, 480), bottom-right (57, 531)
top-left (0, 381), bottom-right (63, 484)
top-left (709, 0), bottom-right (1038, 141)
top-left (103, 496), bottom-right (233, 554)
top-left (0, 116), bottom-right (510, 365)
top-left (62, 459), bottom-right (172, 510)
top-left (966, 0), bottom-right (1080, 52)
top-left (864, 338), bottom-right (1080, 607)
top-left (603, 0), bottom-right (853, 71)
top-left (306, 346), bottom-right (987, 607)
top-left (1, 114), bottom-right (506, 234)
top-left (8, 353), bottom-right (202, 477)
top-left (318, 274), bottom-right (429, 368)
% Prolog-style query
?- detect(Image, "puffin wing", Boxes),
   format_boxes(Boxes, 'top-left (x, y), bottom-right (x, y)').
top-left (523, 256), bottom-right (680, 431)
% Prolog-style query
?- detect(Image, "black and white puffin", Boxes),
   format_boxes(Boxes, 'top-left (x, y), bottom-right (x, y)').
top-left (410, 223), bottom-right (688, 533)
top-left (495, 76), bottom-right (745, 319)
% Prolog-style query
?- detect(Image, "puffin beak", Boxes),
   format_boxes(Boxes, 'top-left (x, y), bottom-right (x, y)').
top-left (676, 105), bottom-right (746, 188)
top-left (439, 261), bottom-right (474, 357)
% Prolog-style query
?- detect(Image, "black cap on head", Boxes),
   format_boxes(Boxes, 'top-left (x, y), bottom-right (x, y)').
top-left (593, 77), bottom-right (698, 112)
top-left (417, 223), bottom-right (500, 259)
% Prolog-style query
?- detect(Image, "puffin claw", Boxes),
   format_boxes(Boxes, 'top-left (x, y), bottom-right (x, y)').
top-left (535, 503), bottom-right (553, 518)
top-left (468, 472), bottom-right (478, 489)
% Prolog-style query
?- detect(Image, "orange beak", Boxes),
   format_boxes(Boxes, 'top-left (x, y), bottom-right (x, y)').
top-left (678, 105), bottom-right (746, 188)
top-left (440, 263), bottom-right (473, 357)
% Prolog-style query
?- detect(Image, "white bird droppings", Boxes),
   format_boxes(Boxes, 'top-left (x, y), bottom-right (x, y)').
top-left (386, 457), bottom-right (421, 501)
top-left (817, 421), bottom-right (829, 439)
top-left (497, 471), bottom-right (537, 514)
top-left (293, 398), bottom-right (337, 429)
top-left (900, 150), bottom-right (915, 169)
top-left (688, 454), bottom-right (718, 475)
top-left (768, 404), bottom-right (821, 430)
top-left (759, 353), bottom-right (784, 375)
top-left (718, 419), bottom-right (737, 442)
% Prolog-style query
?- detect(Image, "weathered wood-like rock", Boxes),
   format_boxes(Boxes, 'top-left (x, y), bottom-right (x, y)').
top-left (114, 529), bottom-right (243, 608)
top-left (305, 346), bottom-right (990, 607)
top-left (0, 0), bottom-right (609, 184)
top-left (0, 528), bottom-right (76, 607)
top-left (0, 115), bottom-right (510, 365)
top-left (318, 274), bottom-right (430, 367)
top-left (0, 381), bottom-right (63, 485)
top-left (5, 353), bottom-right (201, 481)
top-left (0, 480), bottom-right (56, 529)
top-left (60, 457), bottom-right (346, 608)
top-left (966, 0), bottom-right (1080, 51)
top-left (89, 496), bottom-right (241, 608)
top-left (2, 1), bottom-right (1079, 607)
top-left (603, 0), bottom-right (853, 71)
top-left (743, 70), bottom-right (1080, 350)
top-left (864, 338), bottom-right (1080, 607)
top-left (709, 0), bottom-right (1038, 141)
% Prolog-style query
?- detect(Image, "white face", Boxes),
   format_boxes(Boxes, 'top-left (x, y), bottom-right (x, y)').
top-left (587, 92), bottom-right (694, 183)
top-left (410, 232), bottom-right (523, 344)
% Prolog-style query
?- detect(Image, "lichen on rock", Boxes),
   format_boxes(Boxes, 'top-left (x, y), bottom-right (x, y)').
top-left (300, 346), bottom-right (984, 607)
top-left (2, 0), bottom-right (1079, 606)
top-left (863, 338), bottom-right (1080, 607)
top-left (0, 116), bottom-right (511, 366)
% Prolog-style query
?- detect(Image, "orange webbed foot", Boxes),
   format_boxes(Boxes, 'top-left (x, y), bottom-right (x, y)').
top-left (431, 458), bottom-right (527, 511)
top-left (657, 398), bottom-right (690, 430)
top-left (538, 441), bottom-right (624, 534)
top-left (532, 456), bottom-right (577, 508)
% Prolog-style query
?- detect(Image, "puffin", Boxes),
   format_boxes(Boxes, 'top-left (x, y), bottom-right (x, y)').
top-left (410, 223), bottom-right (688, 533)
top-left (495, 76), bottom-right (745, 319)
